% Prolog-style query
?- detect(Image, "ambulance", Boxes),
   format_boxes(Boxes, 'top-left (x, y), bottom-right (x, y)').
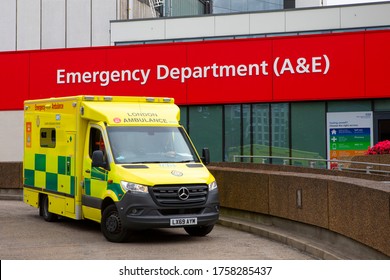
top-left (23, 95), bottom-right (219, 242)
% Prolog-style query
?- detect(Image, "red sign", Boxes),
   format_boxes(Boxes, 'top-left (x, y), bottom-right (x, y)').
top-left (0, 30), bottom-right (390, 110)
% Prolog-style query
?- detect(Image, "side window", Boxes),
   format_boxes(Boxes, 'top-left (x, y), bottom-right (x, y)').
top-left (40, 128), bottom-right (56, 148)
top-left (89, 127), bottom-right (105, 159)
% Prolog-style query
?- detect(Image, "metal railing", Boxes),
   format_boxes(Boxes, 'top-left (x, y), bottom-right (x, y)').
top-left (232, 155), bottom-right (390, 175)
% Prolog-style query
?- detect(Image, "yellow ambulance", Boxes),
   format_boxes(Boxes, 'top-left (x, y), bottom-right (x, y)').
top-left (23, 95), bottom-right (219, 242)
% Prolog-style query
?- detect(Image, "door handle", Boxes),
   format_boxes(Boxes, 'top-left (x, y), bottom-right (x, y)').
top-left (85, 169), bottom-right (91, 174)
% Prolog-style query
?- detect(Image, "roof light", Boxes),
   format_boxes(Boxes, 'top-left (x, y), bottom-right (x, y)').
top-left (84, 96), bottom-right (95, 101)
top-left (163, 98), bottom-right (171, 103)
top-left (104, 96), bottom-right (113, 101)
top-left (146, 97), bottom-right (155, 102)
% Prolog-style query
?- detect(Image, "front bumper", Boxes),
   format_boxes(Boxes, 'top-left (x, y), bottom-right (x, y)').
top-left (115, 190), bottom-right (219, 230)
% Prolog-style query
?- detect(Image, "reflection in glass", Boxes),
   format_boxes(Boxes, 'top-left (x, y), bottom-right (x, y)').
top-left (107, 126), bottom-right (199, 164)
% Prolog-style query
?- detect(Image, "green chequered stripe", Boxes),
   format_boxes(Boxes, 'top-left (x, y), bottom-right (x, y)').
top-left (84, 178), bottom-right (91, 196)
top-left (91, 167), bottom-right (108, 181)
top-left (24, 169), bottom-right (35, 186)
top-left (24, 153), bottom-right (75, 196)
top-left (108, 182), bottom-right (124, 199)
top-left (35, 153), bottom-right (46, 171)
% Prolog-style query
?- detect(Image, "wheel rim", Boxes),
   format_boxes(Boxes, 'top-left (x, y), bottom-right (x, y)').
top-left (106, 213), bottom-right (121, 233)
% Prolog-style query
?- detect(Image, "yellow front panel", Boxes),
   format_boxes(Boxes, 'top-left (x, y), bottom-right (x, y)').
top-left (65, 197), bottom-right (75, 214)
top-left (90, 179), bottom-right (107, 199)
top-left (35, 170), bottom-right (46, 188)
top-left (24, 152), bottom-right (35, 170)
top-left (23, 188), bottom-right (39, 208)
top-left (46, 153), bottom-right (58, 174)
top-left (82, 206), bottom-right (101, 223)
top-left (58, 174), bottom-right (71, 194)
top-left (49, 195), bottom-right (65, 216)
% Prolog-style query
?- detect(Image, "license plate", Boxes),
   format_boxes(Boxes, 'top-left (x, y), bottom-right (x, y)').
top-left (170, 218), bottom-right (197, 226)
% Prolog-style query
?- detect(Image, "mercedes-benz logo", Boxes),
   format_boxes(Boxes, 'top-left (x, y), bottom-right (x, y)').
top-left (178, 187), bottom-right (190, 201)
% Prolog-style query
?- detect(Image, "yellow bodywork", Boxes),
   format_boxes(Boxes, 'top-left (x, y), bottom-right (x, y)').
top-left (23, 95), bottom-right (215, 223)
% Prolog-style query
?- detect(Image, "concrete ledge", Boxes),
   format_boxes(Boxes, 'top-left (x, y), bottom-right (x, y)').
top-left (0, 189), bottom-right (23, 201)
top-left (219, 207), bottom-right (389, 260)
top-left (0, 162), bottom-right (22, 189)
top-left (210, 163), bottom-right (390, 258)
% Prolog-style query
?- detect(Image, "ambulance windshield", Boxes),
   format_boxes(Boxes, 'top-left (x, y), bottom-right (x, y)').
top-left (107, 126), bottom-right (200, 164)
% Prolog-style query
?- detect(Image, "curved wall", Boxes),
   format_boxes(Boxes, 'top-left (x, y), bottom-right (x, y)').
top-left (209, 163), bottom-right (390, 257)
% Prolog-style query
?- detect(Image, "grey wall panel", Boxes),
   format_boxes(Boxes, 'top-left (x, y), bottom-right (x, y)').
top-left (0, 0), bottom-right (16, 51)
top-left (17, 0), bottom-right (41, 50)
top-left (341, 4), bottom-right (390, 29)
top-left (215, 14), bottom-right (250, 36)
top-left (249, 11), bottom-right (286, 34)
top-left (0, 111), bottom-right (23, 162)
top-left (165, 17), bottom-right (215, 39)
top-left (110, 20), bottom-right (166, 44)
top-left (92, 0), bottom-right (117, 46)
top-left (286, 8), bottom-right (341, 32)
top-left (67, 0), bottom-right (92, 48)
top-left (296, 0), bottom-right (322, 8)
top-left (42, 0), bottom-right (66, 49)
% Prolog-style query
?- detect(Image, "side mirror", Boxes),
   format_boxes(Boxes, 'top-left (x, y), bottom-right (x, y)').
top-left (92, 150), bottom-right (108, 169)
top-left (201, 148), bottom-right (210, 165)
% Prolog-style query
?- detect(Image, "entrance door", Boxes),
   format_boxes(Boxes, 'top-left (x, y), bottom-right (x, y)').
top-left (374, 112), bottom-right (390, 143)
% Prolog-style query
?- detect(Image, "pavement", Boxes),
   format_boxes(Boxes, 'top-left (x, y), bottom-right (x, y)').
top-left (2, 188), bottom-right (388, 260)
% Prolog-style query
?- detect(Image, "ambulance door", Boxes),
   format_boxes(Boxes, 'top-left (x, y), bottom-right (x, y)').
top-left (82, 124), bottom-right (109, 222)
top-left (62, 131), bottom-right (76, 216)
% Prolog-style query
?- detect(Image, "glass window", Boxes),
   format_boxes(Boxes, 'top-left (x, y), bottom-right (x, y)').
top-left (213, 0), bottom-right (283, 13)
top-left (374, 99), bottom-right (390, 111)
top-left (327, 100), bottom-right (372, 112)
top-left (271, 103), bottom-right (289, 164)
top-left (89, 127), bottom-right (106, 159)
top-left (252, 104), bottom-right (270, 163)
top-left (189, 106), bottom-right (223, 162)
top-left (242, 104), bottom-right (251, 161)
top-left (224, 105), bottom-right (242, 161)
top-left (40, 128), bottom-right (56, 148)
top-left (291, 102), bottom-right (326, 168)
top-left (179, 106), bottom-right (188, 131)
top-left (107, 126), bottom-right (199, 164)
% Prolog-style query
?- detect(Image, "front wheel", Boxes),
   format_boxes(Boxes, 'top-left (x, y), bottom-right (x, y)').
top-left (41, 195), bottom-right (58, 222)
top-left (101, 204), bottom-right (129, 242)
top-left (184, 225), bottom-right (214, 236)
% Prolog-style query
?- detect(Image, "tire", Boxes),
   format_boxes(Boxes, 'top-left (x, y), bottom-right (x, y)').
top-left (41, 195), bottom-right (58, 222)
top-left (101, 204), bottom-right (129, 243)
top-left (184, 224), bottom-right (214, 237)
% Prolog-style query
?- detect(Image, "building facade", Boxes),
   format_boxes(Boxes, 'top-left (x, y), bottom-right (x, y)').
top-left (1, 1), bottom-right (390, 165)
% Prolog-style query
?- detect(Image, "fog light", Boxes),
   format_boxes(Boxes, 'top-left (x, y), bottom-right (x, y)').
top-left (129, 208), bottom-right (143, 216)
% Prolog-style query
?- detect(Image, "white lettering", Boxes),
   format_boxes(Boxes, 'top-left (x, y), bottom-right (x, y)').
top-left (280, 59), bottom-right (295, 75)
top-left (56, 68), bottom-right (152, 86)
top-left (57, 69), bottom-right (65, 84)
top-left (111, 70), bottom-right (120, 82)
top-left (140, 69), bottom-right (150, 85)
top-left (55, 55), bottom-right (329, 86)
top-left (100, 71), bottom-right (109, 86)
top-left (157, 65), bottom-right (169, 80)
top-left (312, 57), bottom-right (322, 73)
top-left (82, 71), bottom-right (92, 83)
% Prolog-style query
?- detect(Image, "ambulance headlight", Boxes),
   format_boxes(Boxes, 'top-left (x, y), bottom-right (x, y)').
top-left (121, 181), bottom-right (149, 193)
top-left (208, 181), bottom-right (218, 191)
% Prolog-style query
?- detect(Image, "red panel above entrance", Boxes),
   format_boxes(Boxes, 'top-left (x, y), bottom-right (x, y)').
top-left (0, 30), bottom-right (390, 110)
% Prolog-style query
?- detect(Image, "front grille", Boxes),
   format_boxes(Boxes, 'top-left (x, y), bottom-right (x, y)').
top-left (150, 184), bottom-right (208, 207)
top-left (158, 208), bottom-right (203, 215)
